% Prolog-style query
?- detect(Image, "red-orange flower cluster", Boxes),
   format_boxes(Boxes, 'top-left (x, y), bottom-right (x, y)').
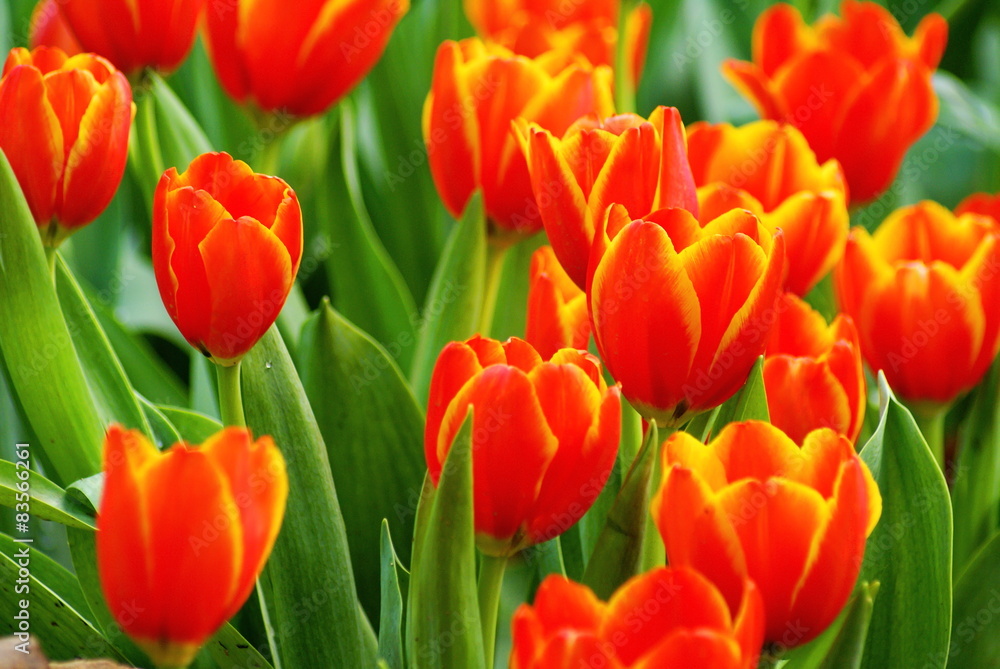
top-left (424, 336), bottom-right (620, 556)
top-left (723, 1), bottom-right (947, 203)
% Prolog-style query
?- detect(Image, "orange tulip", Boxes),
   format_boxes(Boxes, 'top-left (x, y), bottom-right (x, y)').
top-left (424, 336), bottom-right (620, 556)
top-left (152, 152), bottom-right (303, 365)
top-left (29, 0), bottom-right (83, 56)
top-left (687, 120), bottom-right (849, 295)
top-left (0, 47), bottom-right (132, 246)
top-left (763, 293), bottom-right (865, 443)
top-left (424, 38), bottom-right (614, 235)
top-left (204, 0), bottom-right (408, 117)
top-left (722, 1), bottom-right (947, 204)
top-left (836, 201), bottom-right (1000, 406)
top-left (588, 205), bottom-right (784, 427)
top-left (652, 422), bottom-right (881, 647)
top-left (59, 0), bottom-right (204, 75)
top-left (463, 0), bottom-right (652, 90)
top-left (525, 245), bottom-right (590, 359)
top-left (956, 191), bottom-right (1000, 223)
top-left (510, 567), bottom-right (764, 669)
top-left (517, 106), bottom-right (698, 288)
top-left (97, 424), bottom-right (287, 668)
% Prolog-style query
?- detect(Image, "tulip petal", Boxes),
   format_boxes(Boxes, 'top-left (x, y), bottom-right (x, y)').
top-left (710, 421), bottom-right (802, 483)
top-left (662, 431), bottom-right (728, 492)
top-left (720, 60), bottom-right (784, 121)
top-left (753, 4), bottom-right (812, 78)
top-left (764, 356), bottom-right (853, 443)
top-left (587, 124), bottom-right (660, 230)
top-left (765, 190), bottom-right (847, 295)
top-left (632, 630), bottom-right (743, 669)
top-left (650, 106), bottom-right (699, 215)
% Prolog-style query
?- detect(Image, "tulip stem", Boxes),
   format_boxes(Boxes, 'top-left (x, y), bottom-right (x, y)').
top-left (615, 0), bottom-right (637, 114)
top-left (44, 245), bottom-right (57, 280)
top-left (478, 553), bottom-right (508, 669)
top-left (913, 408), bottom-right (947, 472)
top-left (478, 242), bottom-right (508, 337)
top-left (217, 361), bottom-right (247, 428)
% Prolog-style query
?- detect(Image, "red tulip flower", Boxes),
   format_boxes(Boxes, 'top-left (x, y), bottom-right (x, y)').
top-left (723, 1), bottom-right (947, 204)
top-left (511, 568), bottom-right (764, 668)
top-left (0, 47), bottom-right (132, 246)
top-left (525, 245), bottom-right (590, 359)
top-left (425, 336), bottom-right (620, 556)
top-left (652, 422), bottom-right (881, 647)
top-left (29, 0), bottom-right (83, 56)
top-left (152, 152), bottom-right (303, 365)
top-left (98, 425), bottom-right (287, 668)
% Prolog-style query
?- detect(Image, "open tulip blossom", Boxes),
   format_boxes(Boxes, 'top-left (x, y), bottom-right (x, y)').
top-left (0, 1), bottom-right (992, 668)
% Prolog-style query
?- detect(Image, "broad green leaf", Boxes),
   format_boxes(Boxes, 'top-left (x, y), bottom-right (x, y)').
top-left (407, 409), bottom-right (485, 669)
top-left (55, 257), bottom-right (152, 437)
top-left (0, 532), bottom-right (125, 662)
top-left (379, 520), bottom-right (406, 669)
top-left (949, 531), bottom-right (1000, 667)
top-left (149, 72), bottom-right (214, 171)
top-left (0, 459), bottom-right (95, 530)
top-left (323, 102), bottom-right (420, 370)
top-left (242, 327), bottom-right (371, 669)
top-left (298, 302), bottom-right (426, 621)
top-left (486, 232), bottom-right (546, 340)
top-left (784, 582), bottom-right (880, 669)
top-left (139, 395), bottom-right (183, 447)
top-left (0, 148), bottom-right (102, 486)
top-left (713, 356), bottom-right (769, 430)
top-left (158, 406), bottom-right (222, 443)
top-left (859, 374), bottom-right (952, 669)
top-left (582, 423), bottom-right (660, 600)
top-left (409, 193), bottom-right (487, 403)
top-left (204, 621), bottom-right (275, 669)
top-left (951, 360), bottom-right (1000, 576)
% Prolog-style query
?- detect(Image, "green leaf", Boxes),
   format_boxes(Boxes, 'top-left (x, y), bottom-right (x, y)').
top-left (378, 520), bottom-right (406, 669)
top-left (242, 326), bottom-right (372, 669)
top-left (859, 373), bottom-right (953, 669)
top-left (409, 193), bottom-right (487, 403)
top-left (0, 459), bottom-right (95, 530)
top-left (407, 409), bottom-right (485, 669)
top-left (949, 531), bottom-right (1000, 667)
top-left (158, 406), bottom-right (222, 443)
top-left (951, 359), bottom-right (1000, 576)
top-left (0, 148), bottom-right (103, 486)
top-left (582, 423), bottom-right (660, 600)
top-left (138, 395), bottom-right (183, 446)
top-left (713, 355), bottom-right (769, 430)
top-left (323, 102), bottom-right (420, 370)
top-left (298, 301), bottom-right (426, 621)
top-left (488, 232), bottom-right (545, 340)
top-left (204, 621), bottom-right (275, 669)
top-left (0, 532), bottom-right (125, 662)
top-left (784, 582), bottom-right (880, 669)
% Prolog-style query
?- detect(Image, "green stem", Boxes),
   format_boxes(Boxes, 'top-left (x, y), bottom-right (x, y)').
top-left (216, 361), bottom-right (246, 428)
top-left (614, 0), bottom-right (637, 113)
top-left (640, 423), bottom-right (669, 571)
top-left (912, 408), bottom-right (947, 472)
top-left (256, 132), bottom-right (283, 177)
top-left (478, 241), bottom-right (509, 337)
top-left (478, 553), bottom-right (508, 669)
top-left (44, 245), bottom-right (57, 281)
top-left (134, 83), bottom-right (164, 186)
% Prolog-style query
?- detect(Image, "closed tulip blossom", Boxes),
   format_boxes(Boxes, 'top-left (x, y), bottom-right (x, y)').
top-left (98, 424), bottom-right (287, 668)
top-left (518, 107), bottom-right (697, 288)
top-left (588, 205), bottom-right (785, 427)
top-left (424, 336), bottom-right (620, 557)
top-left (424, 38), bottom-right (614, 235)
top-left (652, 421), bottom-right (881, 647)
top-left (205, 0), bottom-right (408, 117)
top-left (59, 0), bottom-right (205, 75)
top-left (763, 293), bottom-right (865, 443)
top-left (511, 568), bottom-right (765, 669)
top-left (0, 47), bottom-right (132, 246)
top-left (525, 245), bottom-right (590, 359)
top-left (152, 152), bottom-right (303, 365)
top-left (463, 0), bottom-right (652, 89)
top-left (687, 120), bottom-right (849, 295)
top-left (722, 1), bottom-right (947, 204)
top-left (836, 200), bottom-right (1000, 407)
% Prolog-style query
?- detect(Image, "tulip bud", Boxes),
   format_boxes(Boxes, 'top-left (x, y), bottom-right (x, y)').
top-left (59, 0), bottom-right (205, 76)
top-left (0, 47), bottom-right (132, 246)
top-left (836, 201), bottom-right (1000, 407)
top-left (687, 120), bottom-right (849, 295)
top-left (525, 246), bottom-right (590, 359)
top-left (588, 205), bottom-right (785, 427)
top-left (511, 568), bottom-right (764, 669)
top-left (652, 421), bottom-right (882, 647)
top-left (424, 336), bottom-right (620, 556)
top-left (152, 152), bottom-right (303, 365)
top-left (424, 38), bottom-right (614, 236)
top-left (204, 0), bottom-right (408, 117)
top-left (97, 424), bottom-right (287, 668)
top-left (763, 293), bottom-right (865, 443)
top-left (722, 1), bottom-right (947, 204)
